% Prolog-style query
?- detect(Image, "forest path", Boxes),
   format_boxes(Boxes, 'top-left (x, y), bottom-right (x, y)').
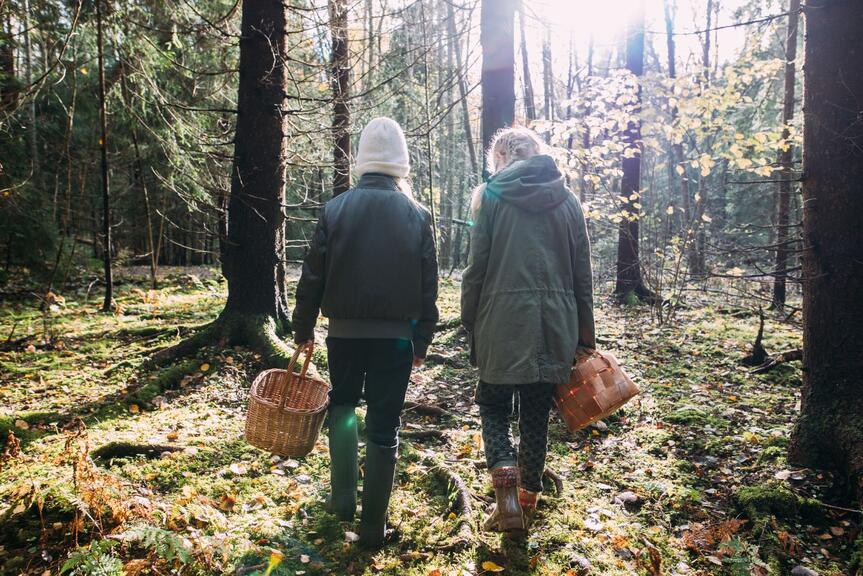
top-left (0, 273), bottom-right (854, 576)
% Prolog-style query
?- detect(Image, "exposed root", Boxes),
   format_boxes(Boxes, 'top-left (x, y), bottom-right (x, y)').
top-left (543, 468), bottom-right (565, 495)
top-left (417, 454), bottom-right (475, 550)
top-left (750, 349), bottom-right (803, 375)
top-left (91, 442), bottom-right (183, 463)
top-left (403, 401), bottom-right (452, 418)
top-left (424, 352), bottom-right (468, 368)
top-left (401, 429), bottom-right (445, 441)
top-left (145, 314), bottom-right (297, 370)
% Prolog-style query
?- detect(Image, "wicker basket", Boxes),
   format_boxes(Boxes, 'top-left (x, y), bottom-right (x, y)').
top-left (245, 343), bottom-right (330, 457)
top-left (554, 350), bottom-right (639, 432)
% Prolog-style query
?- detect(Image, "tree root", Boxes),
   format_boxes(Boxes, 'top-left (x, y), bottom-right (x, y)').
top-left (543, 468), bottom-right (565, 495)
top-left (145, 314), bottom-right (298, 370)
top-left (401, 429), bottom-right (445, 441)
top-left (750, 349), bottom-right (803, 374)
top-left (418, 454), bottom-right (475, 550)
top-left (403, 401), bottom-right (452, 418)
top-left (424, 352), bottom-right (468, 368)
top-left (91, 441), bottom-right (183, 463)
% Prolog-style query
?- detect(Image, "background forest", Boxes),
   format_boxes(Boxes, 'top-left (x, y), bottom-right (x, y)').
top-left (1, 0), bottom-right (862, 575)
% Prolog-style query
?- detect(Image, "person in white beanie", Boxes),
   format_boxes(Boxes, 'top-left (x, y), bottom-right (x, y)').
top-left (293, 117), bottom-right (439, 549)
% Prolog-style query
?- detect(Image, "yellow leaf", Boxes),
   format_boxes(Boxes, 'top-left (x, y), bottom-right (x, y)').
top-left (200, 363), bottom-right (210, 372)
top-left (79, 67), bottom-right (88, 75)
top-left (482, 560), bottom-right (505, 572)
top-left (128, 404), bottom-right (140, 414)
top-left (675, 165), bottom-right (685, 176)
top-left (263, 551), bottom-right (284, 576)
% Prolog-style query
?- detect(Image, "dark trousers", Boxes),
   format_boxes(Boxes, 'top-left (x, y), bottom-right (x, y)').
top-left (326, 337), bottom-right (413, 447)
top-left (475, 382), bottom-right (556, 493)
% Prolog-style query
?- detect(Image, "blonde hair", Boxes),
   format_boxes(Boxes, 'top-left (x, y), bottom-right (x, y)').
top-left (470, 127), bottom-right (544, 216)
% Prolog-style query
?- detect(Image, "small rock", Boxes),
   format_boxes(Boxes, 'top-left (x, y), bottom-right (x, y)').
top-left (345, 531), bottom-right (360, 542)
top-left (571, 555), bottom-right (592, 574)
top-left (614, 491), bottom-right (640, 507)
top-left (591, 420), bottom-right (608, 432)
top-left (790, 567), bottom-right (819, 576)
top-left (584, 516), bottom-right (603, 533)
top-left (295, 474), bottom-right (312, 484)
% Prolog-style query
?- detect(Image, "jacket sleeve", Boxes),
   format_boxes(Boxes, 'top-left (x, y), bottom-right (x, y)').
top-left (460, 195), bottom-right (492, 335)
top-left (411, 211), bottom-right (439, 358)
top-left (412, 211), bottom-right (439, 358)
top-left (572, 198), bottom-right (596, 350)
top-left (292, 210), bottom-right (327, 344)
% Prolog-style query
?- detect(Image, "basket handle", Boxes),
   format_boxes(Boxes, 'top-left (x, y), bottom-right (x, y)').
top-left (279, 342), bottom-right (315, 410)
top-left (576, 349), bottom-right (614, 373)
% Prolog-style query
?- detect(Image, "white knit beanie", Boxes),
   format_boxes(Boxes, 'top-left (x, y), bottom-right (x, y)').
top-left (355, 117), bottom-right (410, 178)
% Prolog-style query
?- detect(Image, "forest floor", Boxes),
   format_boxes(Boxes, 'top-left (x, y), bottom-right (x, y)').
top-left (1, 268), bottom-right (860, 576)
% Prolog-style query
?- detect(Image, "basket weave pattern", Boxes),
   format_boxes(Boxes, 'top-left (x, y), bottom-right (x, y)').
top-left (554, 351), bottom-right (639, 432)
top-left (245, 344), bottom-right (330, 457)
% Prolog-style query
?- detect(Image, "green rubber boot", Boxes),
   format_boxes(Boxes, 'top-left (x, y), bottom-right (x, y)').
top-left (326, 405), bottom-right (358, 520)
top-left (359, 441), bottom-right (398, 549)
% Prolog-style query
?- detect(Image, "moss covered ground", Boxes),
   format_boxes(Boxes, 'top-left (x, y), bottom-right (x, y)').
top-left (0, 269), bottom-right (859, 575)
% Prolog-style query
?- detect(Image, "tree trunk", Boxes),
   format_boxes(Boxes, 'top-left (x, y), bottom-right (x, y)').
top-left (614, 2), bottom-right (650, 300)
top-left (688, 0), bottom-right (713, 277)
top-left (95, 0), bottom-right (113, 312)
top-left (0, 12), bottom-right (16, 110)
top-left (772, 0), bottom-right (800, 310)
top-left (542, 27), bottom-right (554, 121)
top-left (330, 0), bottom-right (351, 197)
top-left (664, 0), bottom-right (691, 234)
top-left (517, 2), bottom-right (536, 122)
top-left (205, 0), bottom-right (294, 365)
top-left (789, 0), bottom-right (863, 501)
top-left (447, 0), bottom-right (478, 177)
top-left (22, 0), bottom-right (38, 179)
top-left (480, 0), bottom-right (516, 177)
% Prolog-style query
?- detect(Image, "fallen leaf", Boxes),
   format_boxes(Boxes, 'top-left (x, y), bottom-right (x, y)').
top-left (300, 554), bottom-right (310, 563)
top-left (229, 462), bottom-right (248, 475)
top-left (830, 526), bottom-right (845, 536)
top-left (345, 531), bottom-right (360, 542)
top-left (14, 419), bottom-right (29, 430)
top-left (200, 363), bottom-right (210, 372)
top-left (481, 560), bottom-right (505, 572)
top-left (167, 431), bottom-right (179, 441)
top-left (128, 404), bottom-right (140, 414)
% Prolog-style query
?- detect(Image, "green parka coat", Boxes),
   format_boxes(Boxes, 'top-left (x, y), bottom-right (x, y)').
top-left (460, 154), bottom-right (595, 385)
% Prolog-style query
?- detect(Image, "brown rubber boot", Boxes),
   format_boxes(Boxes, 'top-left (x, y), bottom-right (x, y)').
top-left (483, 466), bottom-right (524, 533)
top-left (518, 488), bottom-right (540, 530)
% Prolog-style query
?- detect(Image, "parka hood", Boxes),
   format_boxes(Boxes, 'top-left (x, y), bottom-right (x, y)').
top-left (486, 154), bottom-right (570, 212)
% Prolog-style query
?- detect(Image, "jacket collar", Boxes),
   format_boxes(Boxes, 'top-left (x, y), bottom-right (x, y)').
top-left (356, 172), bottom-right (400, 191)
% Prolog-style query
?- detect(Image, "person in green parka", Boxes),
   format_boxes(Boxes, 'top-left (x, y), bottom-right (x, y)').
top-left (461, 127), bottom-right (596, 535)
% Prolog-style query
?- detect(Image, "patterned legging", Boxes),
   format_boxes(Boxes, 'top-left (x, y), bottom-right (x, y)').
top-left (474, 382), bottom-right (556, 493)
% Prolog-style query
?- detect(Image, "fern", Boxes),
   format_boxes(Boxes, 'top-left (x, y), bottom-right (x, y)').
top-left (60, 540), bottom-right (123, 576)
top-left (121, 525), bottom-right (192, 565)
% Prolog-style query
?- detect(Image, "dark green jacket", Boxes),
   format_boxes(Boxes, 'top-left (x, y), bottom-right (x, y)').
top-left (292, 174), bottom-right (439, 357)
top-left (460, 155), bottom-right (595, 385)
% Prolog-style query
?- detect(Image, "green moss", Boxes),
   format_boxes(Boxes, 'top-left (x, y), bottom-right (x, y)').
top-left (0, 410), bottom-right (61, 446)
top-left (733, 481), bottom-right (821, 522)
top-left (756, 445), bottom-right (786, 464)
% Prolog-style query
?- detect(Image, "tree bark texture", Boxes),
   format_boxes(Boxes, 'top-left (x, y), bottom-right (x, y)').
top-left (772, 0), bottom-right (800, 309)
top-left (96, 0), bottom-right (113, 312)
top-left (220, 0), bottom-right (292, 332)
top-left (789, 0), bottom-right (863, 500)
top-left (614, 2), bottom-right (649, 298)
top-left (480, 0), bottom-right (516, 177)
top-left (517, 2), bottom-right (536, 122)
top-left (330, 0), bottom-right (351, 197)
